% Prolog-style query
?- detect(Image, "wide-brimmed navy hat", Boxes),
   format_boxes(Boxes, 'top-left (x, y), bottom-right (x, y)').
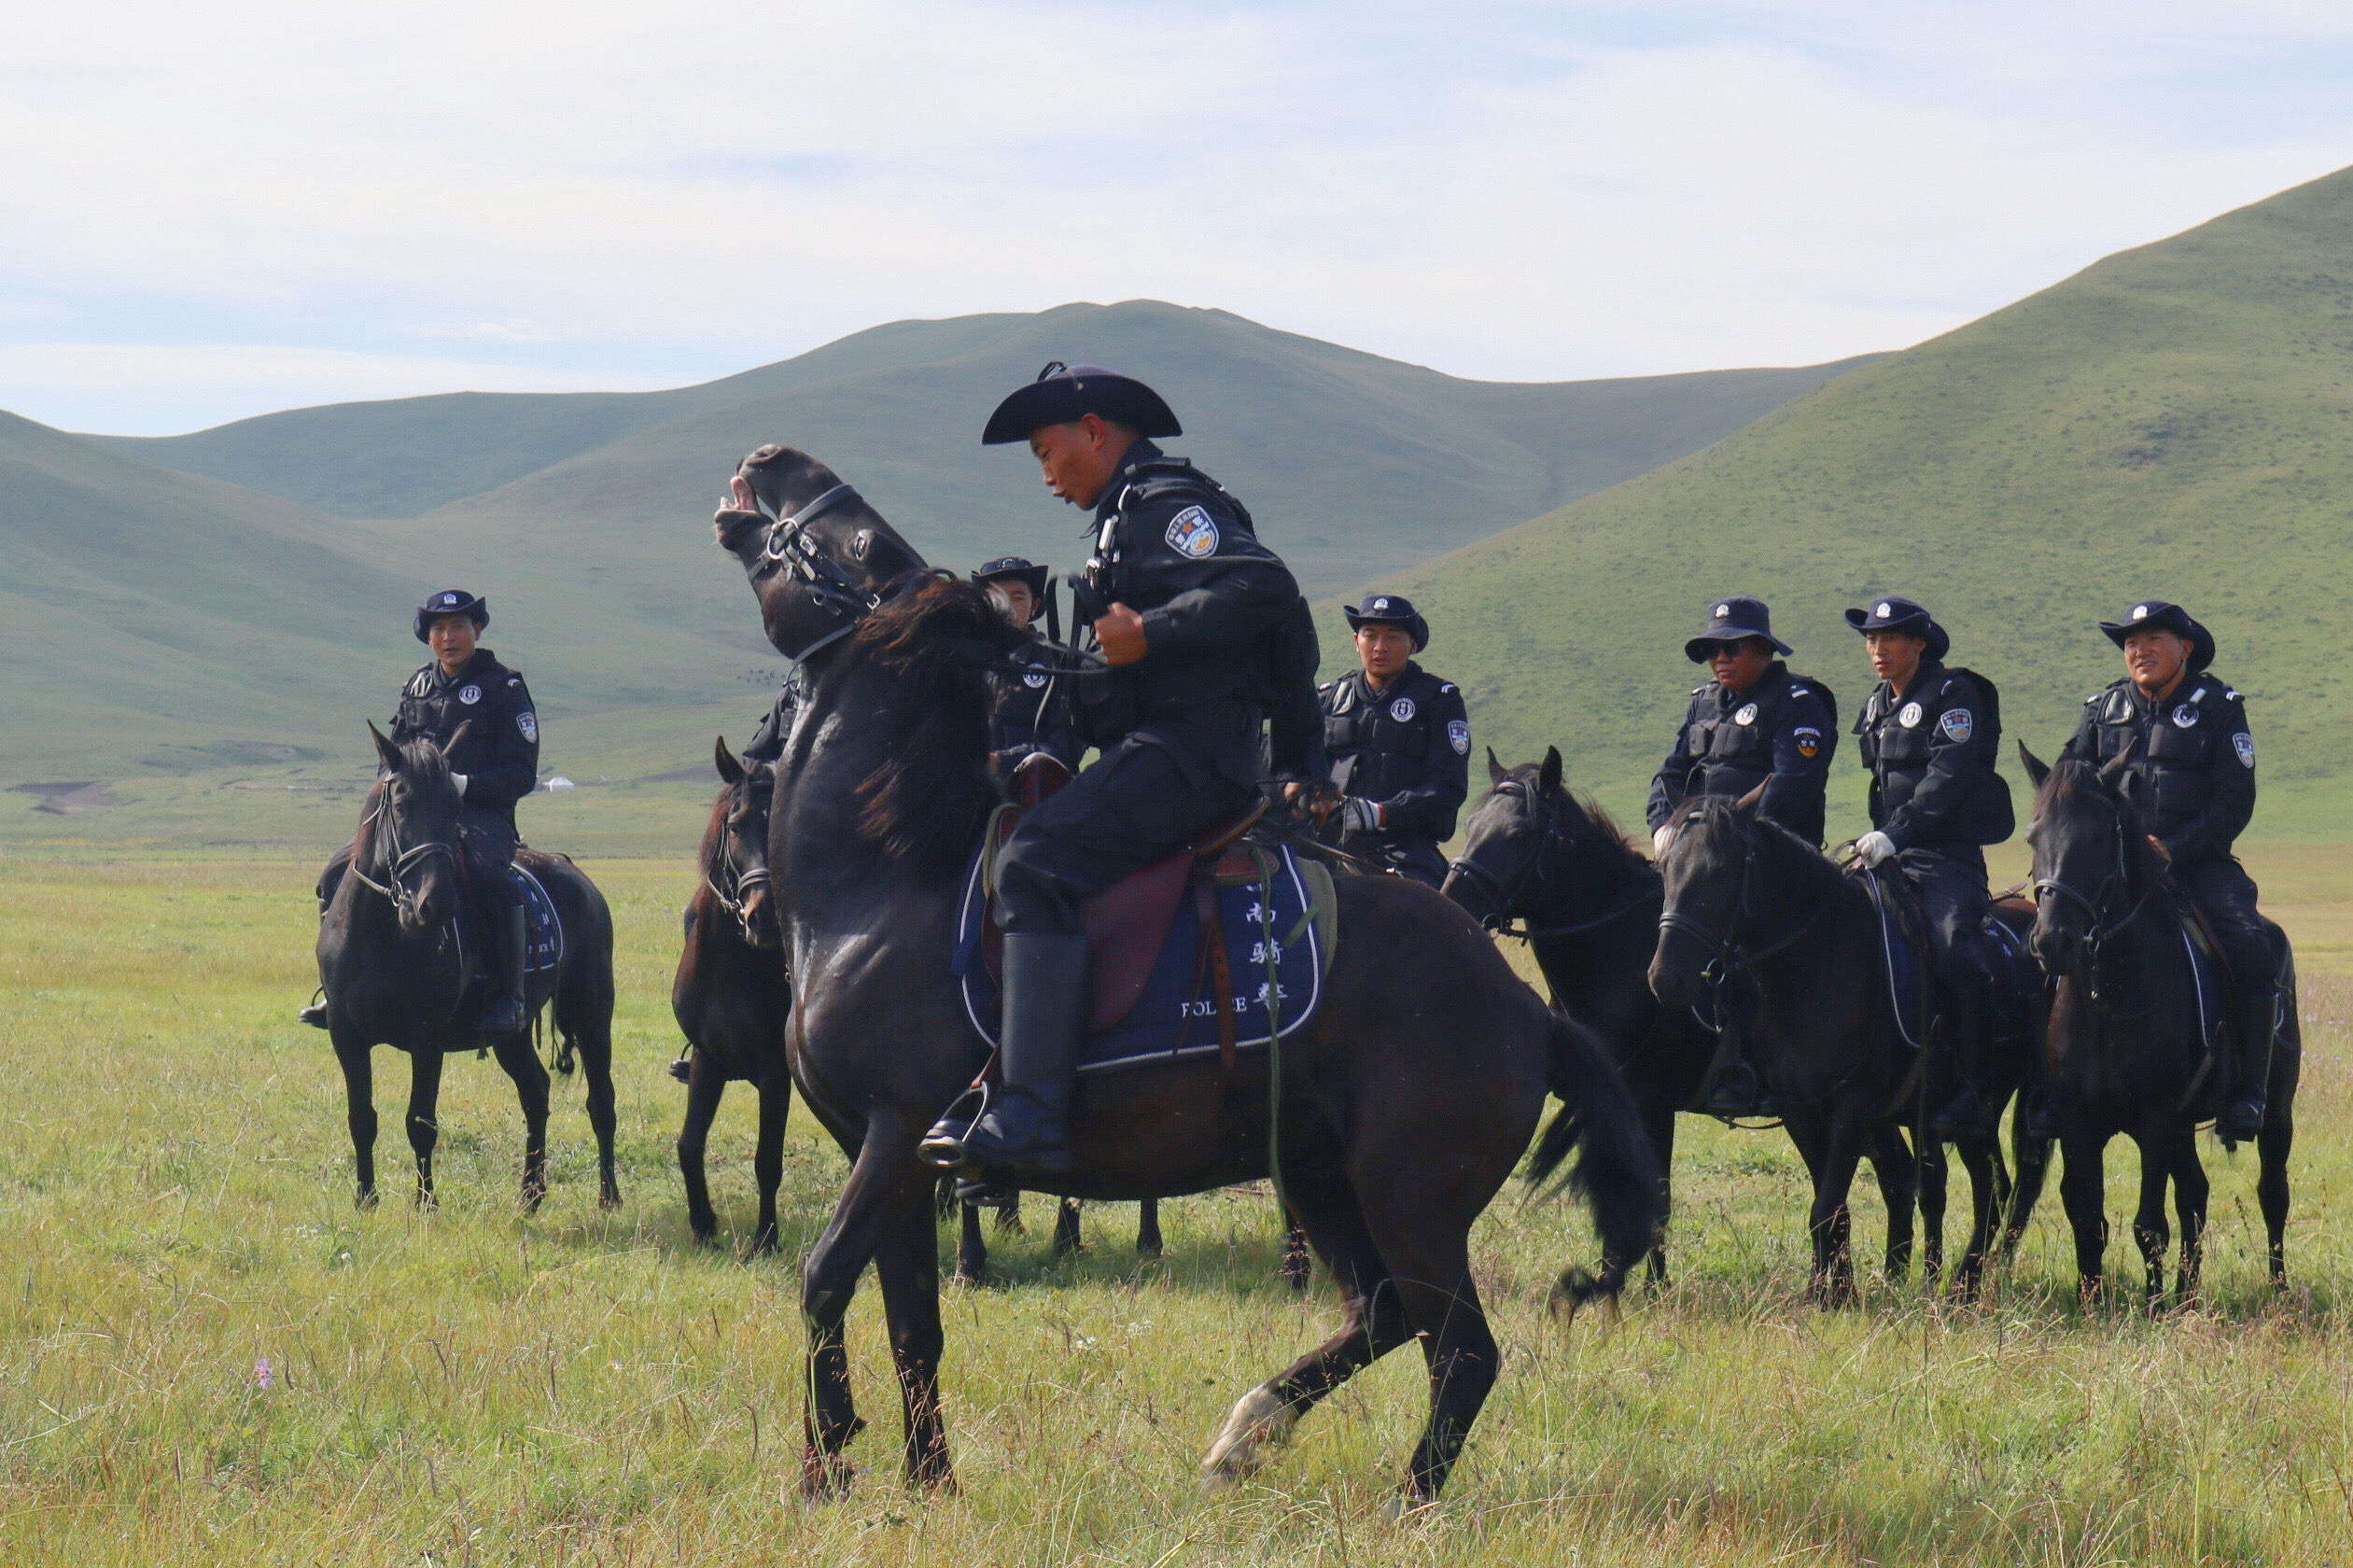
top-left (972, 556), bottom-right (1051, 598)
top-left (981, 362), bottom-right (1183, 446)
top-left (1683, 595), bottom-right (1792, 662)
top-left (413, 588), bottom-right (487, 644)
top-left (1845, 595), bottom-right (1951, 664)
top-left (2098, 599), bottom-right (2213, 671)
top-left (1343, 591), bottom-right (1429, 652)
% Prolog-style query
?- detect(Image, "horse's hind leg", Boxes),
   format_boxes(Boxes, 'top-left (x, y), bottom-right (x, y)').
top-left (2259, 1106), bottom-right (2294, 1287)
top-left (490, 1033), bottom-right (551, 1211)
top-left (1136, 1197), bottom-right (1163, 1259)
top-left (404, 1048), bottom-right (445, 1208)
top-left (1872, 1124), bottom-right (1921, 1286)
top-left (1643, 1105), bottom-right (1678, 1289)
top-left (1377, 1219), bottom-right (1497, 1505)
top-left (570, 1011), bottom-right (621, 1209)
top-left (333, 1032), bottom-right (379, 1208)
top-left (1053, 1197), bottom-right (1083, 1257)
top-left (2058, 1131), bottom-right (2109, 1304)
top-left (2168, 1132), bottom-right (2207, 1305)
top-left (1950, 1130), bottom-right (2000, 1301)
top-left (2129, 1135), bottom-right (2172, 1309)
top-left (677, 1053), bottom-right (726, 1243)
top-left (752, 1067), bottom-right (790, 1253)
top-left (950, 1199), bottom-right (987, 1286)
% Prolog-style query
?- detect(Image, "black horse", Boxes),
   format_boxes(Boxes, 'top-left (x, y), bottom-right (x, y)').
top-left (1646, 792), bottom-right (2012, 1301)
top-left (2014, 746), bottom-right (2299, 1303)
top-left (1447, 749), bottom-right (1938, 1289)
top-left (315, 724), bottom-right (619, 1210)
top-left (715, 446), bottom-right (1658, 1505)
top-left (672, 738), bottom-right (792, 1249)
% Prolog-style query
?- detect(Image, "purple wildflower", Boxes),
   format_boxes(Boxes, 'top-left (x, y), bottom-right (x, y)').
top-left (255, 1357), bottom-right (272, 1391)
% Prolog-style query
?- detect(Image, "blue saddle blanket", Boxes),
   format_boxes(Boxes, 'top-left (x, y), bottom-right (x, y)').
top-left (457, 864), bottom-right (562, 976)
top-left (952, 842), bottom-right (1327, 1077)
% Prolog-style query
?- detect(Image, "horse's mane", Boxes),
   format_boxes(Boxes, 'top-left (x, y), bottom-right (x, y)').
top-left (847, 571), bottom-right (1008, 879)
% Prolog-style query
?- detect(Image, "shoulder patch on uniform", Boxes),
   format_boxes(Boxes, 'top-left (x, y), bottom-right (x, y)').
top-left (517, 710), bottom-right (539, 744)
top-left (1789, 685), bottom-right (1810, 698)
top-left (1794, 725), bottom-right (1823, 760)
top-left (1164, 504), bottom-right (1218, 559)
top-left (2225, 688), bottom-right (2242, 702)
top-left (1939, 707), bottom-right (1973, 742)
top-left (1438, 683), bottom-right (1456, 695)
top-left (2234, 732), bottom-right (2255, 768)
top-left (1447, 719), bottom-right (1469, 755)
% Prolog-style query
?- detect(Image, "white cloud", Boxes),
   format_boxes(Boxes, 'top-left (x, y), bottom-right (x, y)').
top-left (3, 0), bottom-right (2351, 431)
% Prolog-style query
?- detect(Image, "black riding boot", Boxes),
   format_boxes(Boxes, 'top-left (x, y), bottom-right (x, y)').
top-left (920, 932), bottom-right (1085, 1175)
top-left (2217, 987), bottom-right (2276, 1143)
top-left (480, 906), bottom-right (528, 1037)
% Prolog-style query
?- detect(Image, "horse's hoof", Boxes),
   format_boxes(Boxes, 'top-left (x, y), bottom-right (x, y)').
top-left (946, 1268), bottom-right (984, 1290)
top-left (799, 1447), bottom-right (858, 1501)
top-left (1388, 1491), bottom-right (1442, 1522)
top-left (1201, 1387), bottom-right (1296, 1488)
top-left (356, 1188), bottom-right (380, 1211)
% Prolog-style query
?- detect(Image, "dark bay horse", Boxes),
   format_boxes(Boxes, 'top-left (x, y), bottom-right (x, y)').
top-left (714, 446), bottom-right (1659, 1505)
top-left (315, 724), bottom-right (619, 1210)
top-left (672, 738), bottom-right (792, 1249)
top-left (1446, 749), bottom-right (1932, 1288)
top-left (1646, 793), bottom-right (2010, 1301)
top-left (2014, 746), bottom-right (2298, 1303)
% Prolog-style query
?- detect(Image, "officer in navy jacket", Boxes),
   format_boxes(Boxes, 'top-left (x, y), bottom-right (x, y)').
top-left (922, 364), bottom-right (1322, 1177)
top-left (1646, 595), bottom-right (1837, 850)
top-left (1849, 595), bottom-right (2013, 1138)
top-left (2059, 599), bottom-right (2273, 1139)
top-left (973, 555), bottom-right (1082, 794)
top-left (301, 589), bottom-right (539, 1034)
top-left (1318, 593), bottom-right (1468, 887)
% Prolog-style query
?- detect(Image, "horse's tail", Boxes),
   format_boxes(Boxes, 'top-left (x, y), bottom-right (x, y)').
top-left (1526, 1007), bottom-right (1662, 1312)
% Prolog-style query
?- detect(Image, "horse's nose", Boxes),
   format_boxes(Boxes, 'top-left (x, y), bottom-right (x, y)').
top-left (2029, 917), bottom-right (2078, 975)
top-left (1647, 948), bottom-right (1696, 1009)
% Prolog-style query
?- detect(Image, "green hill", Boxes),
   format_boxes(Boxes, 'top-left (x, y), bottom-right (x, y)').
top-left (1371, 165), bottom-right (2353, 840)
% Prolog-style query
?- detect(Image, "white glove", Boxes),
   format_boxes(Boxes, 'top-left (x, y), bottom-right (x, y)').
top-left (1650, 823), bottom-right (1674, 858)
top-left (1338, 796), bottom-right (1384, 833)
top-left (1855, 830), bottom-right (1896, 867)
top-left (451, 772), bottom-right (469, 798)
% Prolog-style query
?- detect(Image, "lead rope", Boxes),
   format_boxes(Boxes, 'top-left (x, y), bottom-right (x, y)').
top-left (1249, 843), bottom-right (1292, 1225)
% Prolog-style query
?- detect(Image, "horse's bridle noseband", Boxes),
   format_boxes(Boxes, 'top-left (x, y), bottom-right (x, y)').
top-left (2029, 785), bottom-right (2152, 966)
top-left (706, 797), bottom-right (773, 938)
top-left (753, 481), bottom-right (885, 647)
top-left (350, 791), bottom-right (459, 931)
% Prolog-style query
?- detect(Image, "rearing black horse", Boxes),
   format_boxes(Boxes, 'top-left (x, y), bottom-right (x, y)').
top-left (315, 724), bottom-right (620, 1210)
top-left (2014, 744), bottom-right (2298, 1302)
top-left (714, 445), bottom-right (1659, 1505)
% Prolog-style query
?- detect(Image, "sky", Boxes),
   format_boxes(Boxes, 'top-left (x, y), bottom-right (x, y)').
top-left (4, 0), bottom-right (2351, 436)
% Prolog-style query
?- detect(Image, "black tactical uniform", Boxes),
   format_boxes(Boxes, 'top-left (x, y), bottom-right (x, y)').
top-left (923, 364), bottom-right (1321, 1176)
top-left (1647, 596), bottom-right (1837, 847)
top-left (1319, 593), bottom-right (1468, 887)
top-left (2060, 599), bottom-right (2272, 1137)
top-left (1849, 596), bottom-right (2013, 1137)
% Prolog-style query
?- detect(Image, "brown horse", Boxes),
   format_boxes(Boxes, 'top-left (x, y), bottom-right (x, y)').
top-left (714, 445), bottom-right (1659, 1505)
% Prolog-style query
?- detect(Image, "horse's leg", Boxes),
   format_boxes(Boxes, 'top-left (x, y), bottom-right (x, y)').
top-left (2169, 1131), bottom-right (2208, 1306)
top-left (751, 1067), bottom-right (790, 1254)
top-left (1916, 1132), bottom-right (1948, 1289)
top-left (1644, 1105), bottom-right (1678, 1289)
top-left (869, 1171), bottom-right (955, 1491)
top-left (1204, 1172), bottom-right (1413, 1489)
top-left (1868, 1123), bottom-right (1916, 1286)
top-left (1279, 1212), bottom-right (1311, 1292)
top-left (2259, 1102), bottom-right (2294, 1288)
top-left (2058, 1130), bottom-right (2109, 1304)
top-left (950, 1199), bottom-right (987, 1286)
top-left (2002, 1113), bottom-right (2054, 1259)
top-left (994, 1188), bottom-right (1023, 1235)
top-left (489, 1032), bottom-right (551, 1211)
top-left (333, 1031), bottom-right (380, 1209)
top-left (677, 1053), bottom-right (726, 1244)
top-left (1375, 1217), bottom-right (1498, 1505)
top-left (1136, 1197), bottom-right (1163, 1259)
top-left (1809, 1123), bottom-right (1865, 1308)
top-left (403, 1047), bottom-right (445, 1208)
top-left (570, 1012), bottom-right (622, 1210)
top-left (1949, 1130), bottom-right (1999, 1302)
top-left (1777, 1115), bottom-right (1831, 1298)
top-left (1053, 1197), bottom-right (1083, 1257)
top-left (800, 1133), bottom-right (921, 1498)
top-left (2125, 1133), bottom-right (2174, 1310)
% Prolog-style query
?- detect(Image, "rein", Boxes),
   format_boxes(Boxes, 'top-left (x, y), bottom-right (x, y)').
top-left (2030, 787), bottom-right (2158, 987)
top-left (348, 794), bottom-right (459, 931)
top-left (753, 482), bottom-right (885, 638)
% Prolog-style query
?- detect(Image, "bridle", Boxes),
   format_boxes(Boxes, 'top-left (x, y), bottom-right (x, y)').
top-left (705, 791), bottom-right (774, 939)
top-left (1450, 784), bottom-right (1654, 941)
top-left (2029, 783), bottom-right (2153, 971)
top-left (1654, 807), bottom-right (1825, 976)
top-left (752, 481), bottom-right (886, 658)
top-left (348, 787), bottom-right (459, 931)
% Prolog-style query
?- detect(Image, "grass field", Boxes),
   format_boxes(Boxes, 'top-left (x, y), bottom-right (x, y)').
top-left (4, 850), bottom-right (2352, 1566)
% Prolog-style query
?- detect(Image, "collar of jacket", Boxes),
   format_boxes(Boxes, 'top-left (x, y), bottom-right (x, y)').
top-left (1709, 659), bottom-right (1788, 711)
top-left (1092, 437), bottom-right (1167, 525)
top-left (1876, 655), bottom-right (1945, 710)
top-left (1350, 660), bottom-right (1424, 703)
top-left (428, 649), bottom-right (499, 690)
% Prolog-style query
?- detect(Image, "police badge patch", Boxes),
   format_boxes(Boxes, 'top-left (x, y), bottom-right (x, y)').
top-left (2234, 732), bottom-right (2255, 768)
top-left (1734, 703), bottom-right (1758, 726)
top-left (1448, 719), bottom-right (1469, 755)
top-left (1940, 708), bottom-right (1973, 743)
top-left (1165, 505), bottom-right (1218, 559)
top-left (458, 683), bottom-right (483, 706)
top-left (517, 710), bottom-right (539, 743)
top-left (1795, 726), bottom-right (1822, 759)
top-left (1023, 672), bottom-right (1048, 689)
top-left (2171, 705), bottom-right (2199, 728)
top-left (1898, 701), bottom-right (1924, 728)
top-left (1390, 696), bottom-right (1416, 722)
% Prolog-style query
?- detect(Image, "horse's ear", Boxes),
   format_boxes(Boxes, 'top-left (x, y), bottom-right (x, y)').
top-left (368, 721), bottom-right (402, 775)
top-left (2096, 733), bottom-right (2139, 790)
top-left (1486, 746), bottom-right (1506, 786)
top-left (1538, 746), bottom-right (1563, 798)
top-left (444, 719), bottom-right (473, 758)
top-left (2017, 742), bottom-right (2051, 791)
top-left (1733, 779), bottom-right (1769, 815)
top-left (715, 735), bottom-right (746, 785)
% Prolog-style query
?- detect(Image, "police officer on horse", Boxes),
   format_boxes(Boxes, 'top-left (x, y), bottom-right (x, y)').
top-left (920, 363), bottom-right (1322, 1176)
top-left (1848, 595), bottom-right (2012, 1139)
top-left (1646, 595), bottom-right (1836, 1116)
top-left (1317, 593), bottom-right (1469, 887)
top-left (973, 555), bottom-right (1082, 794)
top-left (2060, 600), bottom-right (2272, 1141)
top-left (300, 589), bottom-right (539, 1036)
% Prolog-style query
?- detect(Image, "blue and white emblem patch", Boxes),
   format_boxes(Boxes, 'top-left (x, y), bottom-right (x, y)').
top-left (1447, 719), bottom-right (1469, 755)
top-left (1023, 671), bottom-right (1049, 689)
top-left (1165, 505), bottom-right (1218, 560)
top-left (517, 710), bottom-right (539, 743)
top-left (2171, 704), bottom-right (2199, 728)
top-left (1734, 703), bottom-right (1758, 726)
top-left (1898, 701), bottom-right (1924, 729)
top-left (2234, 732), bottom-right (2255, 769)
top-left (458, 683), bottom-right (482, 706)
top-left (1939, 707), bottom-right (1973, 743)
top-left (1794, 726), bottom-right (1822, 760)
top-left (1390, 696), bottom-right (1416, 722)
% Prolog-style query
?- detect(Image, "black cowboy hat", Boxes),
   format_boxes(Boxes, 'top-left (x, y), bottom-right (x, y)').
top-left (1683, 594), bottom-right (1792, 662)
top-left (2097, 599), bottom-right (2214, 672)
top-left (980, 362), bottom-right (1183, 446)
top-left (972, 555), bottom-right (1051, 598)
top-left (413, 588), bottom-right (487, 644)
top-left (1342, 591), bottom-right (1430, 652)
top-left (1844, 595), bottom-right (1951, 664)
